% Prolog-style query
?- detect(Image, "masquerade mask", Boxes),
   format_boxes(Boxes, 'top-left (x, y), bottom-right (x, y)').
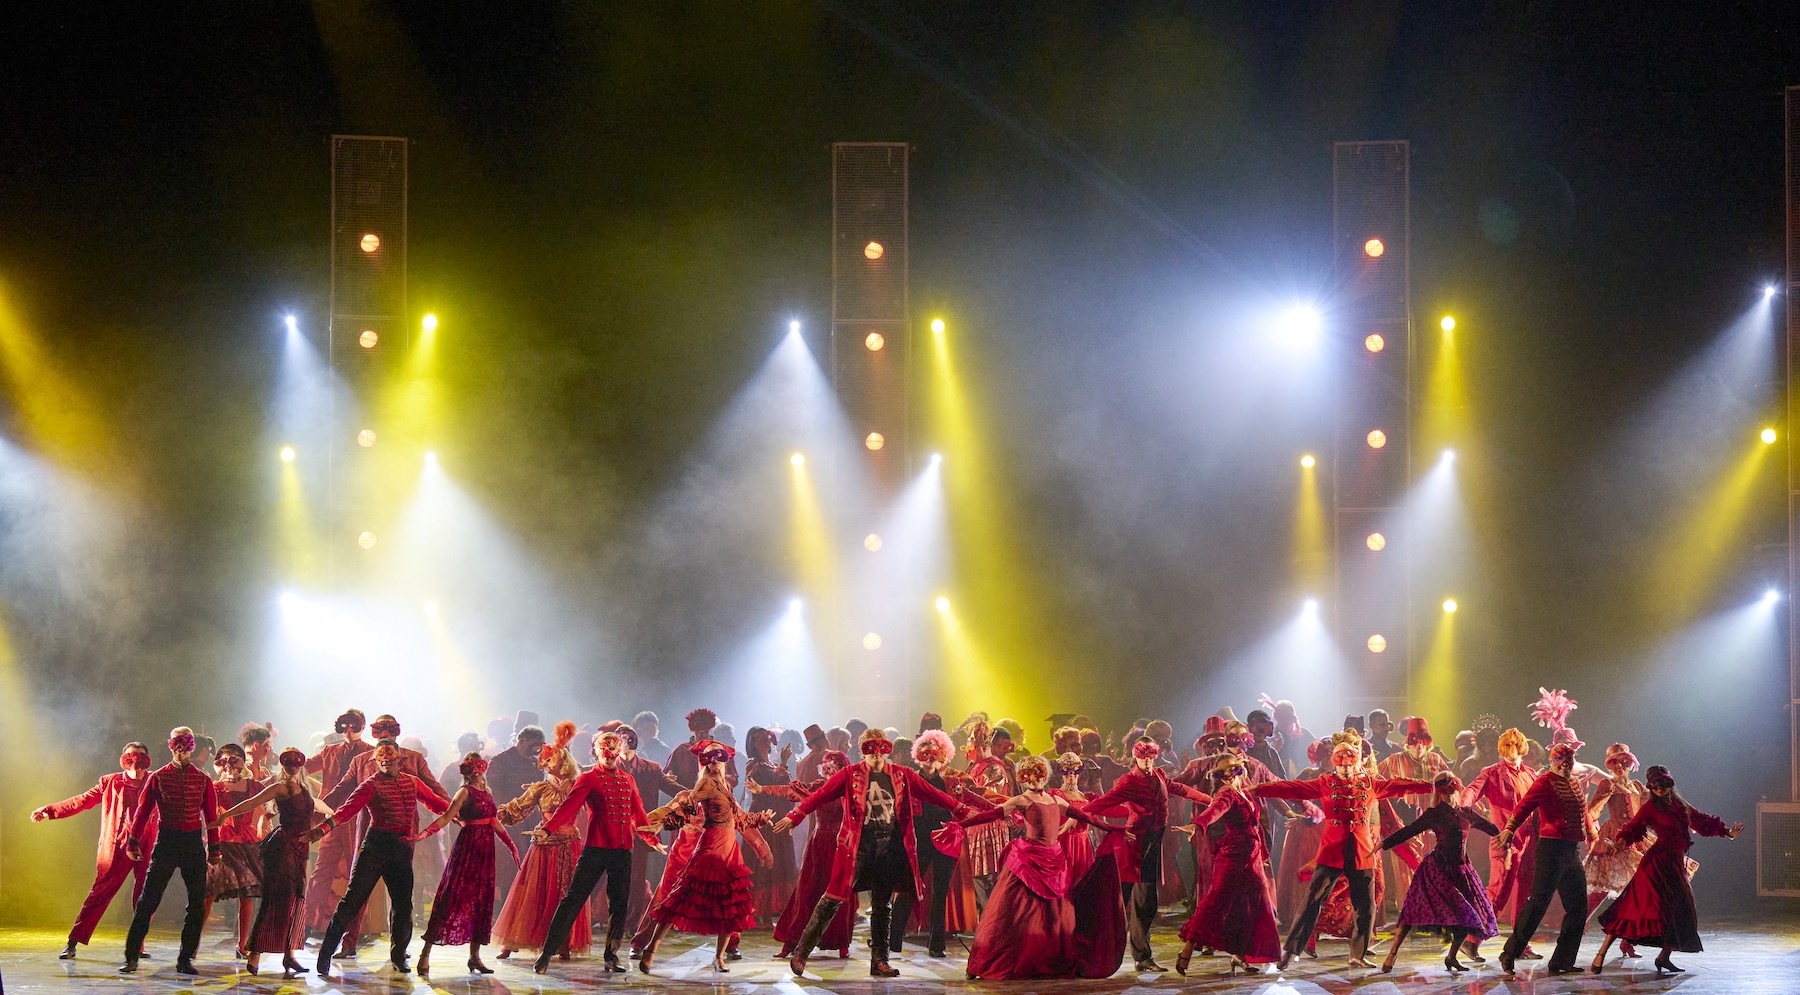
top-left (1217, 764), bottom-right (1247, 782)
top-left (1225, 732), bottom-right (1254, 751)
top-left (335, 710), bottom-right (366, 734)
top-left (370, 718), bottom-right (402, 738)
top-left (1330, 744), bottom-right (1359, 767)
top-left (1056, 753), bottom-right (1085, 775)
top-left (620, 727), bottom-right (639, 750)
top-left (596, 733), bottom-right (623, 759)
top-left (168, 732), bottom-right (196, 754)
top-left (1606, 747), bottom-right (1639, 772)
top-left (859, 738), bottom-right (895, 756)
top-left (1646, 766), bottom-right (1675, 790)
top-left (460, 755), bottom-right (489, 778)
top-left (820, 751), bottom-right (849, 777)
top-left (689, 739), bottom-right (735, 765)
top-left (1549, 743), bottom-right (1578, 765)
top-left (121, 750), bottom-right (151, 770)
top-left (1131, 740), bottom-right (1161, 761)
top-left (374, 744), bottom-right (400, 764)
top-left (279, 747), bottom-right (307, 771)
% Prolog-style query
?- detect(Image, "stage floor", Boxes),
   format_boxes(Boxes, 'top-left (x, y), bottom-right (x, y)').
top-left (2, 915), bottom-right (1794, 994)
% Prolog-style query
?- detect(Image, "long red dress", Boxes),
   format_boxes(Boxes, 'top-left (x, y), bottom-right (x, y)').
top-left (1179, 789), bottom-right (1281, 962)
top-left (494, 780), bottom-right (588, 954)
top-left (1274, 769), bottom-right (1323, 926)
top-left (246, 788), bottom-right (314, 954)
top-left (647, 792), bottom-right (771, 934)
top-left (633, 803), bottom-right (704, 952)
top-left (746, 759), bottom-right (797, 925)
top-left (942, 795), bottom-right (1126, 980)
top-left (770, 780), bottom-right (856, 957)
top-left (422, 788), bottom-right (501, 946)
top-left (1598, 798), bottom-right (1732, 952)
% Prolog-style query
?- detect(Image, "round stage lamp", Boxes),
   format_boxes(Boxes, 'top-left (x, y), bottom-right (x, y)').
top-left (790, 452), bottom-right (805, 467)
top-left (359, 329), bottom-right (379, 349)
top-left (1366, 532), bottom-right (1386, 551)
top-left (1762, 427), bottom-right (1778, 445)
top-left (1367, 633), bottom-right (1387, 653)
top-left (422, 313), bottom-right (438, 332)
top-left (278, 445), bottom-right (296, 463)
top-left (1440, 315), bottom-right (1457, 332)
top-left (864, 533), bottom-right (883, 552)
top-left (935, 596), bottom-right (951, 613)
top-left (360, 233), bottom-right (381, 253)
top-left (357, 530), bottom-right (378, 550)
top-left (1367, 429), bottom-right (1387, 449)
top-left (1300, 453), bottom-right (1316, 469)
top-left (863, 632), bottom-right (882, 651)
top-left (357, 429), bottom-right (377, 448)
top-left (1443, 598), bottom-right (1458, 614)
top-left (864, 241), bottom-right (884, 260)
top-left (1363, 238), bottom-right (1385, 258)
top-left (931, 318), bottom-right (945, 335)
top-left (865, 432), bottom-right (885, 451)
top-left (865, 331), bottom-right (885, 351)
top-left (1364, 333), bottom-right (1385, 353)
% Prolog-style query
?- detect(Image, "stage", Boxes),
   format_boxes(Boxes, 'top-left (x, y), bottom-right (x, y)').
top-left (1, 915), bottom-right (1794, 994)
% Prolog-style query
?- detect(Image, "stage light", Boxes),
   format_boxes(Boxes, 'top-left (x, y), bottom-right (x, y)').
top-left (424, 451), bottom-right (438, 467)
top-left (1300, 453), bottom-right (1316, 469)
top-left (278, 445), bottom-right (296, 463)
top-left (935, 596), bottom-right (951, 612)
top-left (788, 597), bottom-right (804, 613)
top-left (930, 452), bottom-right (942, 465)
top-left (1442, 449), bottom-right (1456, 462)
top-left (277, 590), bottom-right (298, 611)
top-left (1367, 429), bottom-right (1387, 449)
top-left (1764, 589), bottom-right (1782, 605)
top-left (357, 429), bottom-right (376, 448)
top-left (359, 329), bottom-right (379, 349)
top-left (1367, 633), bottom-right (1387, 653)
top-left (1364, 333), bottom-right (1385, 353)
top-left (1767, 285), bottom-right (1779, 300)
top-left (422, 313), bottom-right (438, 332)
top-left (422, 600), bottom-right (439, 616)
top-left (357, 530), bottom-right (378, 550)
top-left (790, 452), bottom-right (806, 467)
top-left (1302, 598), bottom-right (1319, 614)
top-left (284, 314), bottom-right (297, 333)
top-left (865, 432), bottom-right (885, 451)
top-left (1366, 532), bottom-right (1386, 551)
top-left (1440, 315), bottom-right (1456, 332)
top-left (1762, 427), bottom-right (1778, 445)
top-left (931, 318), bottom-right (945, 335)
top-left (360, 233), bottom-right (381, 253)
top-left (1363, 238), bottom-right (1385, 258)
top-left (863, 632), bottom-right (882, 650)
top-left (865, 331), bottom-right (885, 351)
top-left (789, 319), bottom-right (801, 335)
top-left (864, 533), bottom-right (883, 552)
top-left (1442, 598), bottom-right (1458, 614)
top-left (864, 241), bottom-right (884, 260)
top-left (1274, 304), bottom-right (1323, 347)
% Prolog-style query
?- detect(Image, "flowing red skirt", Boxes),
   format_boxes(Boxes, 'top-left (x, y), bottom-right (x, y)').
top-left (649, 823), bottom-right (757, 934)
top-left (495, 836), bottom-right (589, 953)
top-left (773, 811), bottom-right (856, 955)
top-left (1179, 835), bottom-right (1280, 962)
top-left (423, 822), bottom-right (499, 946)
top-left (1598, 845), bottom-right (1703, 952)
top-left (1275, 818), bottom-right (1321, 927)
top-left (751, 823), bottom-right (797, 926)
top-left (967, 837), bottom-right (1126, 980)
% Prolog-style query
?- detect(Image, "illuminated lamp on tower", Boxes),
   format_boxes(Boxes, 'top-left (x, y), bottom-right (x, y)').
top-left (865, 331), bottom-right (885, 351)
top-left (864, 533), bottom-right (883, 552)
top-left (360, 232), bottom-right (381, 253)
top-left (359, 329), bottom-right (379, 349)
top-left (1364, 333), bottom-right (1385, 353)
top-left (864, 241), bottom-right (884, 260)
top-left (1367, 429), bottom-right (1387, 449)
top-left (1366, 532), bottom-right (1386, 551)
top-left (357, 530), bottom-right (378, 550)
top-left (863, 632), bottom-right (882, 651)
top-left (865, 432), bottom-right (885, 451)
top-left (1363, 237), bottom-right (1385, 258)
top-left (1367, 633), bottom-right (1387, 653)
top-left (357, 429), bottom-right (376, 448)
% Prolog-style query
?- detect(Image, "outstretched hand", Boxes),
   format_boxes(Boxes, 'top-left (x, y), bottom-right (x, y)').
top-left (31, 807), bottom-right (51, 822)
top-left (1727, 822), bottom-right (1745, 839)
top-left (771, 817), bottom-right (794, 834)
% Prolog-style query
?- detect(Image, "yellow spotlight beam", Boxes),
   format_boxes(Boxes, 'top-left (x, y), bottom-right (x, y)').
top-left (421, 607), bottom-right (489, 716)
top-left (0, 285), bottom-right (117, 475)
top-left (1650, 440), bottom-right (1775, 621)
top-left (275, 459), bottom-right (321, 583)
top-left (1292, 459), bottom-right (1328, 594)
top-left (934, 604), bottom-right (997, 713)
top-left (1414, 604), bottom-right (1458, 722)
top-left (788, 458), bottom-right (835, 598)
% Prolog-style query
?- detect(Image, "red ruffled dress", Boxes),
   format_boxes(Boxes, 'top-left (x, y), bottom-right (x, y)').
top-left (1179, 788), bottom-right (1281, 962)
top-left (1598, 798), bottom-right (1732, 952)
top-left (647, 792), bottom-right (770, 934)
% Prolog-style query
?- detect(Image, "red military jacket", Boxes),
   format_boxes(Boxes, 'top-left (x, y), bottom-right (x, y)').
top-left (1257, 772), bottom-right (1432, 870)
top-left (1083, 765), bottom-right (1211, 882)
top-left (325, 746), bottom-right (449, 808)
top-left (43, 771), bottom-right (158, 865)
top-left (542, 763), bottom-right (661, 851)
top-left (787, 761), bottom-right (967, 901)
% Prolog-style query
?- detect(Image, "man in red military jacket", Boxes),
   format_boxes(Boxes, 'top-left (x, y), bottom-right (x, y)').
top-left (32, 741), bottom-right (158, 960)
top-left (302, 708), bottom-right (371, 946)
top-left (1461, 726), bottom-right (1538, 928)
top-left (772, 728), bottom-right (970, 978)
top-left (1255, 735), bottom-right (1433, 970)
top-left (1494, 742), bottom-right (1600, 976)
top-left (1084, 736), bottom-right (1211, 972)
top-left (120, 727), bottom-right (220, 975)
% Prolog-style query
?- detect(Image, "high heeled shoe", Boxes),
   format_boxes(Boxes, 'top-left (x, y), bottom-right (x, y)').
top-left (1444, 954), bottom-right (1467, 972)
top-left (468, 957), bottom-right (494, 974)
top-left (281, 955), bottom-right (308, 975)
top-left (415, 952), bottom-right (430, 977)
top-left (711, 956), bottom-right (729, 973)
top-left (1175, 950), bottom-right (1191, 975)
top-left (1655, 957), bottom-right (1683, 974)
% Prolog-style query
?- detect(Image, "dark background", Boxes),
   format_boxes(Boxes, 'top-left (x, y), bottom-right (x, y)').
top-left (2, 3), bottom-right (1796, 920)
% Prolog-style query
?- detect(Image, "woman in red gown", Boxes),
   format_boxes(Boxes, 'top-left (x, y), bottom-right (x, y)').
top-left (1176, 757), bottom-right (1281, 975)
top-left (494, 721), bottom-right (587, 959)
top-left (744, 727), bottom-right (797, 926)
top-left (937, 756), bottom-right (1127, 980)
top-left (637, 740), bottom-right (772, 973)
top-left (411, 753), bottom-right (521, 976)
top-left (210, 747), bottom-right (329, 976)
top-left (1591, 765), bottom-right (1742, 974)
top-left (759, 751), bottom-right (857, 960)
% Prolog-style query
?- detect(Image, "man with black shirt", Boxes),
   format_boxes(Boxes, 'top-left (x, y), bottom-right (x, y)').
top-left (888, 731), bottom-right (989, 958)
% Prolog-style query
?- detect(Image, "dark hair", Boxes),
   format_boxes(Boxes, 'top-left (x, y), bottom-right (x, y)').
top-left (515, 725), bottom-right (546, 745)
top-left (456, 731), bottom-right (483, 754)
top-left (746, 726), bottom-right (775, 757)
top-left (633, 710), bottom-right (659, 728)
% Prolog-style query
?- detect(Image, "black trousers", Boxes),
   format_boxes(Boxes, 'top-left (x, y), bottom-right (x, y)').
top-left (124, 829), bottom-right (208, 961)
top-left (544, 846), bottom-right (631, 957)
top-left (324, 829), bottom-right (414, 960)
top-left (1284, 863), bottom-right (1373, 955)
top-left (1121, 827), bottom-right (1164, 964)
top-left (1504, 837), bottom-right (1588, 969)
top-left (853, 837), bottom-right (908, 960)
top-left (890, 844), bottom-right (955, 953)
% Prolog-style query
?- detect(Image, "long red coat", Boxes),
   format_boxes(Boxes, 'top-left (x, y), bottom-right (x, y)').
top-left (1256, 773), bottom-right (1431, 870)
top-left (786, 761), bottom-right (966, 900)
top-left (42, 772), bottom-right (158, 872)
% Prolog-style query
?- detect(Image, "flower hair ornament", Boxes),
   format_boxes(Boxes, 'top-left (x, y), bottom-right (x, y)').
top-left (460, 754), bottom-right (490, 778)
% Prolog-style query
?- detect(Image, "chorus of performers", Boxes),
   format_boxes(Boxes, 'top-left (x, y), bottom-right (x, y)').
top-left (27, 689), bottom-right (1741, 980)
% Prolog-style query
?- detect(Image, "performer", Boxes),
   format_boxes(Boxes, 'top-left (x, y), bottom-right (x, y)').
top-left (301, 708), bottom-right (371, 951)
top-left (307, 741), bottom-right (451, 976)
top-left (1255, 733), bottom-right (1432, 971)
top-left (410, 752), bottom-right (520, 976)
top-left (1272, 739), bottom-right (1330, 932)
top-left (936, 755), bottom-right (1126, 980)
top-left (759, 750), bottom-right (856, 961)
top-left (210, 747), bottom-right (329, 976)
top-left (637, 740), bottom-right (773, 973)
top-left (1590, 765), bottom-right (1742, 974)
top-left (240, 723), bottom-right (276, 782)
top-left (1376, 772), bottom-right (1500, 973)
top-left (486, 723), bottom-right (546, 904)
top-left (1495, 740), bottom-right (1599, 975)
top-left (1583, 741), bottom-right (1647, 956)
top-left (532, 729), bottom-right (663, 975)
top-left (1461, 724), bottom-right (1539, 950)
top-left (963, 722), bottom-right (1018, 910)
top-left (744, 726), bottom-right (798, 927)
top-left (1175, 756), bottom-right (1281, 976)
top-left (891, 730), bottom-right (992, 957)
top-left (1375, 718), bottom-right (1448, 926)
top-left (666, 707), bottom-right (739, 789)
top-left (494, 721), bottom-right (587, 961)
top-left (772, 729), bottom-right (971, 978)
top-left (120, 727), bottom-right (220, 975)
top-left (31, 741), bottom-right (156, 961)
top-left (203, 743), bottom-right (266, 958)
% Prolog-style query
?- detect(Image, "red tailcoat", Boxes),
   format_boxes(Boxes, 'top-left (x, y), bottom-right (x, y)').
top-left (786, 762), bottom-right (967, 900)
top-left (1256, 773), bottom-right (1431, 870)
top-left (43, 772), bottom-right (158, 871)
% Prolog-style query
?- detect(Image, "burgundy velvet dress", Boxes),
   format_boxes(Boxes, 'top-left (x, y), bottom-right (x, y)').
top-left (423, 788), bottom-right (500, 946)
top-left (647, 792), bottom-right (770, 934)
top-left (771, 780), bottom-right (856, 956)
top-left (1380, 801), bottom-right (1500, 938)
top-left (945, 795), bottom-right (1126, 980)
top-left (1598, 799), bottom-right (1732, 952)
top-left (746, 759), bottom-right (798, 925)
top-left (1178, 789), bottom-right (1281, 962)
top-left (246, 788), bottom-right (314, 954)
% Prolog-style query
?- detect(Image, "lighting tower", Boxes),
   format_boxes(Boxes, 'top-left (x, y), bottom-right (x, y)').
top-left (831, 142), bottom-right (912, 724)
top-left (1332, 141), bottom-right (1412, 715)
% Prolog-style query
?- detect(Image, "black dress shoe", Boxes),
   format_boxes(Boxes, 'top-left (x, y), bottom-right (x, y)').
top-left (390, 956), bottom-right (411, 973)
top-left (175, 958), bottom-right (198, 975)
top-left (59, 942), bottom-right (77, 960)
top-left (1547, 964), bottom-right (1583, 975)
top-left (118, 959), bottom-right (139, 974)
top-left (315, 950), bottom-right (334, 977)
top-left (1498, 949), bottom-right (1516, 974)
top-left (869, 960), bottom-right (900, 977)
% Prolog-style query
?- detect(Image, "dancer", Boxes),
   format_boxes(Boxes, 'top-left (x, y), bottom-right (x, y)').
top-left (744, 726), bottom-right (798, 926)
top-left (936, 755), bottom-right (1127, 979)
top-left (240, 723), bottom-right (276, 782)
top-left (307, 741), bottom-right (451, 976)
top-left (759, 750), bottom-right (856, 961)
top-left (1583, 743), bottom-right (1647, 957)
top-left (772, 729), bottom-right (972, 978)
top-left (204, 744), bottom-right (266, 958)
top-left (1590, 765), bottom-right (1742, 974)
top-left (410, 752), bottom-right (521, 976)
top-left (31, 741), bottom-right (156, 961)
top-left (121, 726), bottom-right (220, 975)
top-left (1376, 772), bottom-right (1499, 973)
top-left (494, 721), bottom-right (588, 961)
top-left (891, 730), bottom-right (991, 957)
top-left (1461, 724), bottom-right (1538, 947)
top-left (1272, 739), bottom-right (1330, 932)
top-left (1256, 733), bottom-right (1433, 971)
top-left (1494, 740), bottom-right (1598, 975)
top-left (666, 707), bottom-right (739, 789)
top-left (962, 722), bottom-right (1017, 911)
top-left (532, 729), bottom-right (663, 975)
top-left (1175, 756), bottom-right (1281, 976)
top-left (1082, 735), bottom-right (1213, 972)
top-left (301, 708), bottom-right (370, 952)
top-left (486, 723), bottom-right (546, 904)
top-left (1375, 718), bottom-right (1448, 926)
top-left (210, 747), bottom-right (329, 976)
top-left (636, 740), bottom-right (773, 973)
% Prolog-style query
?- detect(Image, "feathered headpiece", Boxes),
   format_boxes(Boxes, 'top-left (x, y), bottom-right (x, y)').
top-left (685, 707), bottom-right (718, 730)
top-left (965, 721), bottom-right (992, 763)
top-left (1528, 688), bottom-right (1578, 736)
top-left (912, 729), bottom-right (954, 765)
top-left (538, 720), bottom-right (579, 779)
top-left (1055, 751), bottom-right (1085, 775)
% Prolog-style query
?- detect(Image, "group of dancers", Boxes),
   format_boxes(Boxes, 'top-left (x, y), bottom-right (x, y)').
top-left (29, 691), bottom-right (1742, 980)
